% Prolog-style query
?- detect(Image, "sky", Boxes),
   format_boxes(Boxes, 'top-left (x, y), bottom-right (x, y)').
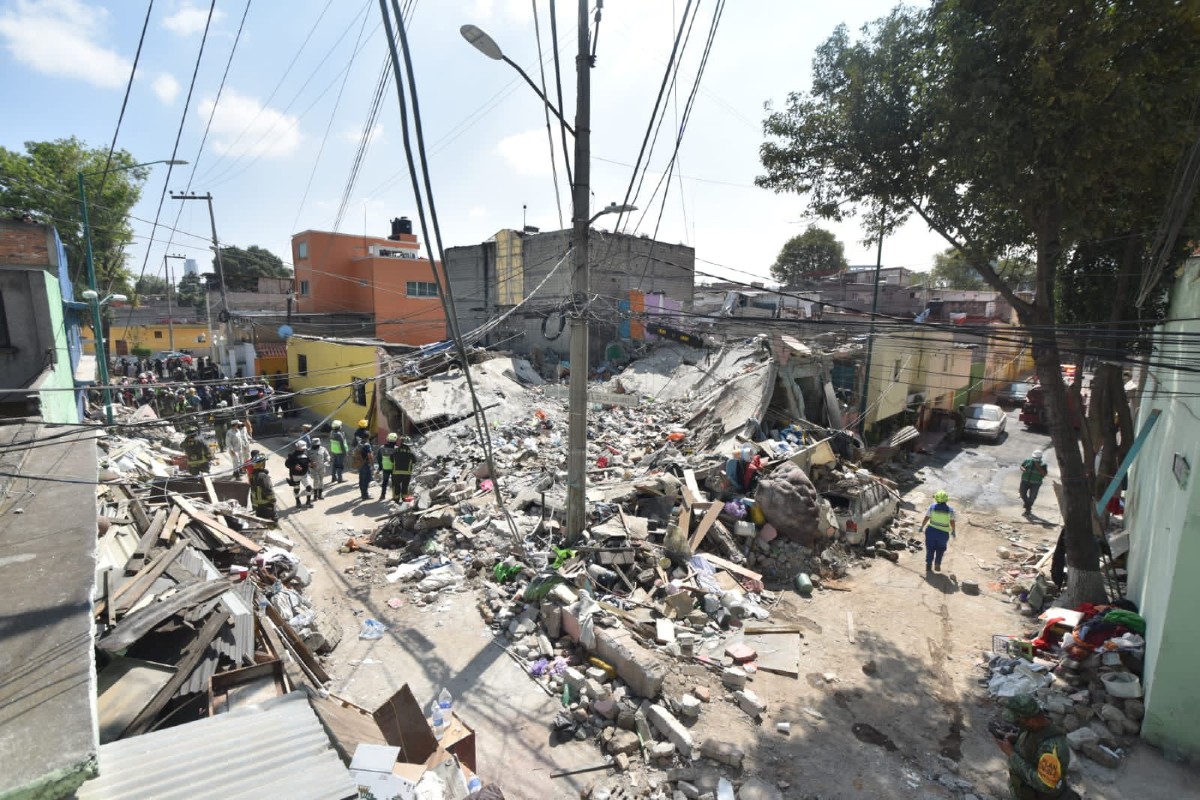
top-left (0, 0), bottom-right (947, 290)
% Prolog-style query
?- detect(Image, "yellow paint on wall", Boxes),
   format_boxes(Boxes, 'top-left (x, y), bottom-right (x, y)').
top-left (83, 323), bottom-right (211, 355)
top-left (286, 337), bottom-right (380, 432)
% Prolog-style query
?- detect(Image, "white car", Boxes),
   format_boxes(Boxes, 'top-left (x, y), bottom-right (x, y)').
top-left (963, 403), bottom-right (1008, 442)
top-left (822, 480), bottom-right (900, 546)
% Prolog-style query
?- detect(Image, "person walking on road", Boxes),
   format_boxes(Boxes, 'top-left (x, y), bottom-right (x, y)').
top-left (376, 433), bottom-right (398, 501)
top-left (284, 440), bottom-right (314, 509)
top-left (225, 420), bottom-right (250, 477)
top-left (352, 439), bottom-right (375, 501)
top-left (329, 420), bottom-right (348, 483)
top-left (309, 437), bottom-right (327, 501)
top-left (1020, 450), bottom-right (1049, 515)
top-left (919, 489), bottom-right (957, 573)
top-left (995, 694), bottom-right (1073, 800)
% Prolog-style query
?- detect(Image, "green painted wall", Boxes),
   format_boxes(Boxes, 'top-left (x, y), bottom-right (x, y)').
top-left (1126, 256), bottom-right (1200, 760)
top-left (34, 270), bottom-right (81, 425)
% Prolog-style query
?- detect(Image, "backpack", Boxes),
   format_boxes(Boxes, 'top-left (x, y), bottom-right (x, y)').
top-left (351, 446), bottom-right (365, 469)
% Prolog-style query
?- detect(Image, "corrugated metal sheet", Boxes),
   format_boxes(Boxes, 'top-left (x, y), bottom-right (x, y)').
top-left (76, 691), bottom-right (357, 800)
top-left (174, 549), bottom-right (255, 697)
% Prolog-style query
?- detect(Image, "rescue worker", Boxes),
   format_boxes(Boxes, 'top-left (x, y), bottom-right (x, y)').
top-left (329, 420), bottom-right (349, 483)
top-left (248, 454), bottom-right (277, 523)
top-left (309, 437), bottom-right (327, 501)
top-left (299, 423), bottom-right (314, 449)
top-left (352, 438), bottom-right (375, 502)
top-left (212, 400), bottom-right (230, 452)
top-left (1019, 450), bottom-right (1049, 515)
top-left (284, 440), bottom-right (314, 509)
top-left (390, 435), bottom-right (417, 502)
top-left (997, 694), bottom-right (1073, 800)
top-left (918, 489), bottom-right (956, 572)
top-left (182, 427), bottom-right (211, 475)
top-left (376, 433), bottom-right (398, 500)
top-left (354, 418), bottom-right (372, 446)
top-left (226, 419), bottom-right (250, 478)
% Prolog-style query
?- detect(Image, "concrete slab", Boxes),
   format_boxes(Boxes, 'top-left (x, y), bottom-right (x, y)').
top-left (0, 428), bottom-right (99, 799)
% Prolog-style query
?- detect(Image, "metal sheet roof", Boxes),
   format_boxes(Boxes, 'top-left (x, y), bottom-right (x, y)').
top-left (174, 549), bottom-right (255, 697)
top-left (76, 691), bottom-right (357, 800)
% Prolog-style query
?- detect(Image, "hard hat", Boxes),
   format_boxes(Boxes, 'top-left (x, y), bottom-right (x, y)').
top-left (331, 420), bottom-right (343, 428)
top-left (232, 419), bottom-right (243, 426)
top-left (1005, 694), bottom-right (1043, 722)
top-left (302, 423), bottom-right (312, 430)
top-left (296, 440), bottom-right (308, 450)
top-left (934, 490), bottom-right (949, 503)
top-left (401, 435), bottom-right (413, 445)
top-left (387, 432), bottom-right (398, 442)
top-left (186, 426), bottom-right (199, 435)
top-left (1032, 450), bottom-right (1043, 460)
top-left (217, 400), bottom-right (228, 408)
top-left (252, 454), bottom-right (267, 465)
top-left (357, 419), bottom-right (369, 428)
top-left (311, 438), bottom-right (321, 446)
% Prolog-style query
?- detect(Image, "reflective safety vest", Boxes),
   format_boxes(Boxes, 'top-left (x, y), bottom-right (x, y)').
top-left (330, 432), bottom-right (346, 454)
top-left (251, 471), bottom-right (275, 505)
top-left (392, 446), bottom-right (415, 475)
top-left (928, 505), bottom-right (954, 533)
top-left (379, 444), bottom-right (397, 471)
top-left (184, 438), bottom-right (209, 467)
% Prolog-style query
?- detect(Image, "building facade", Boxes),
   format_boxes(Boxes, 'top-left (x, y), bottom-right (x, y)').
top-left (291, 218), bottom-right (445, 346)
top-left (0, 220), bottom-right (85, 423)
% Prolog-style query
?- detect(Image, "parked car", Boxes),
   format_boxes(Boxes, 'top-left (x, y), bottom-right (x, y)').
top-left (152, 350), bottom-right (194, 364)
top-left (1020, 385), bottom-right (1084, 430)
top-left (995, 381), bottom-right (1035, 407)
top-left (822, 479), bottom-right (900, 546)
top-left (962, 403), bottom-right (1008, 441)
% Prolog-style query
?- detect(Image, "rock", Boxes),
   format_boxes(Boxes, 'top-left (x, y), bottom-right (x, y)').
top-left (680, 694), bottom-right (703, 720)
top-left (651, 741), bottom-right (676, 760)
top-left (586, 666), bottom-right (610, 684)
top-left (821, 672), bottom-right (838, 683)
top-left (699, 739), bottom-right (745, 769)
top-left (721, 667), bottom-right (748, 690)
top-left (614, 752), bottom-right (630, 772)
top-left (573, 706), bottom-right (590, 723)
top-left (1082, 743), bottom-right (1121, 768)
top-left (1043, 695), bottom-right (1070, 715)
top-left (1062, 714), bottom-right (1085, 733)
top-left (735, 689), bottom-right (766, 717)
top-left (694, 686), bottom-right (711, 703)
top-left (647, 704), bottom-right (694, 758)
top-left (606, 729), bottom-right (641, 756)
top-left (754, 462), bottom-right (825, 544)
top-left (1066, 727), bottom-right (1100, 749)
top-left (775, 722), bottom-right (791, 734)
top-left (593, 699), bottom-right (619, 720)
top-left (1124, 699), bottom-right (1145, 721)
top-left (677, 782), bottom-right (700, 800)
top-left (508, 617), bottom-right (537, 637)
top-left (1099, 704), bottom-right (1128, 726)
top-left (724, 642), bottom-right (756, 663)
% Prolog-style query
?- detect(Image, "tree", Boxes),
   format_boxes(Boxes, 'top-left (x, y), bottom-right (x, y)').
top-left (133, 274), bottom-right (169, 302)
top-left (927, 249), bottom-right (1034, 291)
top-left (0, 138), bottom-right (147, 292)
top-left (215, 244), bottom-right (291, 291)
top-left (758, 1), bottom-right (1200, 604)
top-left (175, 272), bottom-right (206, 308)
top-left (771, 225), bottom-right (848, 284)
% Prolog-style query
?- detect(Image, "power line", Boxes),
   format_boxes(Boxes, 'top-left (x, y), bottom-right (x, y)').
top-left (95, 0), bottom-right (156, 201)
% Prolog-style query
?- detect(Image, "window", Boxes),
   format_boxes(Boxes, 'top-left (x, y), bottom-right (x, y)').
top-left (297, 354), bottom-right (308, 376)
top-left (154, 330), bottom-right (163, 339)
top-left (297, 241), bottom-right (308, 259)
top-left (299, 280), bottom-right (310, 296)
top-left (406, 281), bottom-right (439, 298)
top-left (352, 377), bottom-right (367, 406)
top-left (893, 359), bottom-right (902, 380)
top-left (0, 291), bottom-right (9, 348)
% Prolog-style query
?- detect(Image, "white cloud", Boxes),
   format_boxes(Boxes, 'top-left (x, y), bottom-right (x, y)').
top-left (468, 206), bottom-right (488, 219)
top-left (0, 0), bottom-right (129, 89)
top-left (198, 89), bottom-right (301, 158)
top-left (340, 123), bottom-right (384, 145)
top-left (466, 0), bottom-right (528, 23)
top-left (496, 128), bottom-right (557, 178)
top-left (162, 1), bottom-right (223, 37)
top-left (151, 73), bottom-right (181, 105)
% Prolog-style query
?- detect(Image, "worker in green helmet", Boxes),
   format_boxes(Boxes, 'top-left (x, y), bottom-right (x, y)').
top-left (918, 489), bottom-right (956, 572)
top-left (997, 694), bottom-right (1073, 799)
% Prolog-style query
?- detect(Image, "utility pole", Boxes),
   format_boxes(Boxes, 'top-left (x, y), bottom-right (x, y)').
top-left (565, 0), bottom-right (592, 543)
top-left (857, 209), bottom-right (886, 434)
top-left (172, 192), bottom-right (234, 376)
top-left (163, 253), bottom-right (186, 352)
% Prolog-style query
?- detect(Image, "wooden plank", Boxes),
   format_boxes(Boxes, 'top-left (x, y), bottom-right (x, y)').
top-left (124, 508), bottom-right (168, 575)
top-left (171, 494), bottom-right (262, 553)
top-left (202, 476), bottom-right (220, 505)
top-left (688, 501), bottom-right (723, 551)
top-left (127, 492), bottom-right (152, 534)
top-left (121, 611), bottom-right (232, 738)
top-left (697, 552), bottom-right (763, 582)
top-left (683, 469), bottom-right (701, 498)
top-left (102, 571), bottom-right (115, 627)
top-left (99, 579), bottom-right (234, 652)
top-left (263, 603), bottom-right (330, 684)
top-left (157, 506), bottom-right (181, 547)
top-left (677, 504), bottom-right (692, 541)
top-left (113, 539), bottom-right (190, 617)
top-left (258, 615), bottom-right (304, 693)
top-left (847, 611), bottom-right (856, 644)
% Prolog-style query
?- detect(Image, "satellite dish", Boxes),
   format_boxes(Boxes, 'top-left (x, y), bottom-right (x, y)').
top-left (278, 324), bottom-right (294, 339)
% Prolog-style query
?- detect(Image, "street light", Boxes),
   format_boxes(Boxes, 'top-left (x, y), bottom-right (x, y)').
top-left (77, 158), bottom-right (186, 425)
top-left (459, 24), bottom-right (576, 135)
top-left (589, 203), bottom-right (636, 226)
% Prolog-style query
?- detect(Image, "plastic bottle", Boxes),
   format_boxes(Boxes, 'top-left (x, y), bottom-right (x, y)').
top-left (438, 687), bottom-right (454, 715)
top-left (466, 777), bottom-right (482, 793)
top-left (429, 699), bottom-right (445, 740)
top-left (795, 572), bottom-right (814, 597)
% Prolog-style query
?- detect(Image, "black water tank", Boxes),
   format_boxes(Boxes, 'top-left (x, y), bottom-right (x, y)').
top-left (390, 216), bottom-right (413, 239)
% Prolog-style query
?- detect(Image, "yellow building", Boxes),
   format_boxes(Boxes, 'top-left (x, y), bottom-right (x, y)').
top-left (286, 335), bottom-right (386, 440)
top-left (83, 322), bottom-right (210, 357)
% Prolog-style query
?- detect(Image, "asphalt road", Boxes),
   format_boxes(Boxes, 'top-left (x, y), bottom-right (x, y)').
top-left (921, 406), bottom-right (1060, 520)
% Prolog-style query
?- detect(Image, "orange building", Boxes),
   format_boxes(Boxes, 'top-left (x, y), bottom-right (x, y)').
top-left (291, 218), bottom-right (445, 345)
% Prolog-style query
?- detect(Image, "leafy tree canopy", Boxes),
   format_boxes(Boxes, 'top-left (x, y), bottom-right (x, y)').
top-left (926, 248), bottom-right (1034, 291)
top-left (133, 274), bottom-right (169, 301)
top-left (175, 272), bottom-right (205, 308)
top-left (771, 225), bottom-right (848, 284)
top-left (215, 244), bottom-right (291, 292)
top-left (0, 138), bottom-right (147, 292)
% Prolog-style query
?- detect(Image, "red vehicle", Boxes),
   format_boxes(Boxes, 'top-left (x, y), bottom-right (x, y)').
top-left (1020, 385), bottom-right (1084, 430)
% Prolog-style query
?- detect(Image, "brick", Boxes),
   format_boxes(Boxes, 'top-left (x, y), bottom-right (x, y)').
top-left (724, 642), bottom-right (756, 663)
top-left (679, 694), bottom-right (702, 720)
top-left (735, 688), bottom-right (766, 717)
top-left (721, 667), bottom-right (748, 690)
top-left (595, 628), bottom-right (668, 699)
top-left (647, 704), bottom-right (694, 758)
top-left (699, 738), bottom-right (745, 768)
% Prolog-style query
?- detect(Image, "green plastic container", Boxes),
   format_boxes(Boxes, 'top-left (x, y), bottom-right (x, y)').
top-left (794, 573), bottom-right (814, 597)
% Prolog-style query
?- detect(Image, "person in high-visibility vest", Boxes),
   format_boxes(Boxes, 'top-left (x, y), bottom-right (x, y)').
top-left (918, 489), bottom-right (957, 573)
top-left (182, 427), bottom-right (211, 475)
top-left (329, 420), bottom-right (348, 483)
top-left (390, 436), bottom-right (417, 502)
top-left (248, 454), bottom-right (277, 523)
top-left (376, 433), bottom-right (398, 501)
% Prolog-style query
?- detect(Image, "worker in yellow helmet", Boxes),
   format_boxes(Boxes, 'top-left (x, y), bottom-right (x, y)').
top-left (918, 489), bottom-right (956, 573)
